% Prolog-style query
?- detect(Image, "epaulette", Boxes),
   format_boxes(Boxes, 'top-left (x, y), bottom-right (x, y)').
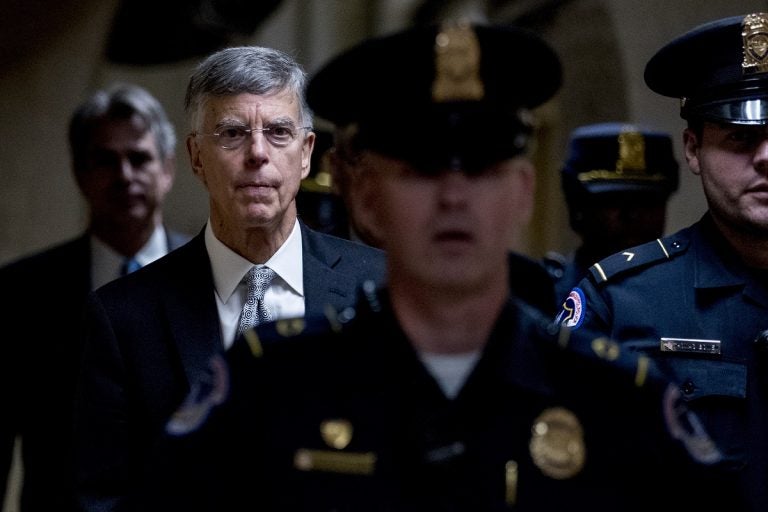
top-left (586, 235), bottom-right (689, 285)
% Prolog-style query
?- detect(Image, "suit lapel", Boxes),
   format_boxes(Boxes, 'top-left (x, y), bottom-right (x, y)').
top-left (161, 233), bottom-right (223, 386)
top-left (301, 224), bottom-right (357, 317)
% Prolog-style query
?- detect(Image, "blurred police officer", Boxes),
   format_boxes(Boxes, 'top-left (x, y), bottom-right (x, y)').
top-left (557, 13), bottom-right (768, 511)
top-left (145, 21), bottom-right (736, 512)
top-left (544, 122), bottom-right (679, 300)
top-left (309, 34), bottom-right (561, 314)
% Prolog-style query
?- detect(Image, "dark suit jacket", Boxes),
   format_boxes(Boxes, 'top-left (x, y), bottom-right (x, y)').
top-left (0, 228), bottom-right (189, 512)
top-left (74, 222), bottom-right (386, 512)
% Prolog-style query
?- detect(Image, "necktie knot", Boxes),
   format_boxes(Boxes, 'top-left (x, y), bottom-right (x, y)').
top-left (121, 257), bottom-right (142, 276)
top-left (237, 266), bottom-right (276, 336)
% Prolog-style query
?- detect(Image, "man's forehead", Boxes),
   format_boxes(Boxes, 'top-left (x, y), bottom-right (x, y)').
top-left (88, 115), bottom-right (154, 147)
top-left (203, 91), bottom-right (298, 118)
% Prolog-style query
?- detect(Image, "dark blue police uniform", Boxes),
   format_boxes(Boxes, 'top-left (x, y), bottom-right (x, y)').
top-left (561, 215), bottom-right (766, 444)
top-left (559, 214), bottom-right (768, 507)
top-left (146, 285), bottom-right (736, 511)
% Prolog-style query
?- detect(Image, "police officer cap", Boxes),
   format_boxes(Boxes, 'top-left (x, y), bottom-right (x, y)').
top-left (645, 13), bottom-right (768, 124)
top-left (307, 21), bottom-right (562, 173)
top-left (562, 122), bottom-right (679, 197)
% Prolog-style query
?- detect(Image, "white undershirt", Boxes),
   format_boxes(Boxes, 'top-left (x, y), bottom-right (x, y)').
top-left (205, 219), bottom-right (305, 349)
top-left (419, 350), bottom-right (482, 399)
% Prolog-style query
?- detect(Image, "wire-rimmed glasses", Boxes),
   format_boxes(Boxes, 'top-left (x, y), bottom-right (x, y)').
top-left (194, 123), bottom-right (312, 149)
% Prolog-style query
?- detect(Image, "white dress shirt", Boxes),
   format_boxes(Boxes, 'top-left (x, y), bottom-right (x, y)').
top-left (206, 218), bottom-right (305, 349)
top-left (90, 225), bottom-right (170, 290)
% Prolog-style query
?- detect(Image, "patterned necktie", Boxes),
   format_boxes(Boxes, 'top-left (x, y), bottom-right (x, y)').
top-left (237, 266), bottom-right (276, 337)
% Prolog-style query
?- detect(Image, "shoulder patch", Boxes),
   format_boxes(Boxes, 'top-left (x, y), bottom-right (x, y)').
top-left (587, 236), bottom-right (688, 284)
top-left (555, 287), bottom-right (585, 329)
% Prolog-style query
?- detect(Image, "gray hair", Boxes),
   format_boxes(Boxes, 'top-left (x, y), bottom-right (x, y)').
top-left (184, 46), bottom-right (313, 132)
top-left (68, 83), bottom-right (177, 171)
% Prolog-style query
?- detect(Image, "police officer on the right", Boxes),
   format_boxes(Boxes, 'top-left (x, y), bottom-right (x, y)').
top-left (557, 13), bottom-right (768, 510)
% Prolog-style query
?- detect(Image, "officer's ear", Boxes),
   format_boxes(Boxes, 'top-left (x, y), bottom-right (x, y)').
top-left (511, 157), bottom-right (536, 226)
top-left (683, 127), bottom-right (702, 176)
top-left (348, 151), bottom-right (388, 244)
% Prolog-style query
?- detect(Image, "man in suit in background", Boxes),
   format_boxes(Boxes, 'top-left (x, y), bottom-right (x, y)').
top-left (73, 45), bottom-right (386, 511)
top-left (0, 82), bottom-right (189, 511)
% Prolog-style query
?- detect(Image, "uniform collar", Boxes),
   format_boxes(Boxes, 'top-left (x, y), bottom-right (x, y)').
top-left (691, 214), bottom-right (768, 306)
top-left (692, 214), bottom-right (751, 289)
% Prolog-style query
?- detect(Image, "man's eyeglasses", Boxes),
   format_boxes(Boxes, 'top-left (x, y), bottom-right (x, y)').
top-left (194, 123), bottom-right (312, 149)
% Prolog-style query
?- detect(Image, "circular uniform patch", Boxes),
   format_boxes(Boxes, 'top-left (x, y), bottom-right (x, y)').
top-left (555, 287), bottom-right (585, 329)
top-left (529, 406), bottom-right (586, 479)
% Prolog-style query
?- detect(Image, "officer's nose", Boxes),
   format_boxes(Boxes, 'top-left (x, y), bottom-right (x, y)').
top-left (754, 133), bottom-right (768, 173)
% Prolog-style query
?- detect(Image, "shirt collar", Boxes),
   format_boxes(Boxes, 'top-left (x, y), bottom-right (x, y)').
top-left (205, 218), bottom-right (304, 304)
top-left (90, 224), bottom-right (168, 289)
top-left (691, 215), bottom-right (747, 289)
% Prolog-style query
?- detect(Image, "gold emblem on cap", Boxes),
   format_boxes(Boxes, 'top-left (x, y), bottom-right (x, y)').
top-left (742, 13), bottom-right (768, 75)
top-left (432, 21), bottom-right (485, 102)
top-left (577, 127), bottom-right (666, 184)
top-left (529, 407), bottom-right (586, 479)
top-left (320, 418), bottom-right (353, 449)
top-left (616, 130), bottom-right (646, 174)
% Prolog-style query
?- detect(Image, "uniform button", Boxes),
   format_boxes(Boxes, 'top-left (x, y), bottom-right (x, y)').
top-left (671, 241), bottom-right (681, 249)
top-left (681, 379), bottom-right (696, 395)
top-left (754, 329), bottom-right (768, 349)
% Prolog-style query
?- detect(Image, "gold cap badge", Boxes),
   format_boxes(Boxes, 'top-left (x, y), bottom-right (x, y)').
top-left (432, 21), bottom-right (485, 103)
top-left (615, 130), bottom-right (646, 174)
top-left (742, 13), bottom-right (768, 75)
top-left (576, 128), bottom-right (666, 185)
top-left (529, 407), bottom-right (586, 479)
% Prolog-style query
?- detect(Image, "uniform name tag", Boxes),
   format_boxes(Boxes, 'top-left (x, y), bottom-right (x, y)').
top-left (294, 448), bottom-right (376, 475)
top-left (660, 337), bottom-right (721, 355)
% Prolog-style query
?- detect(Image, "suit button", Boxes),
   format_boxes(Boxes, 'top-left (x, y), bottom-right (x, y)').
top-left (681, 379), bottom-right (696, 395)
